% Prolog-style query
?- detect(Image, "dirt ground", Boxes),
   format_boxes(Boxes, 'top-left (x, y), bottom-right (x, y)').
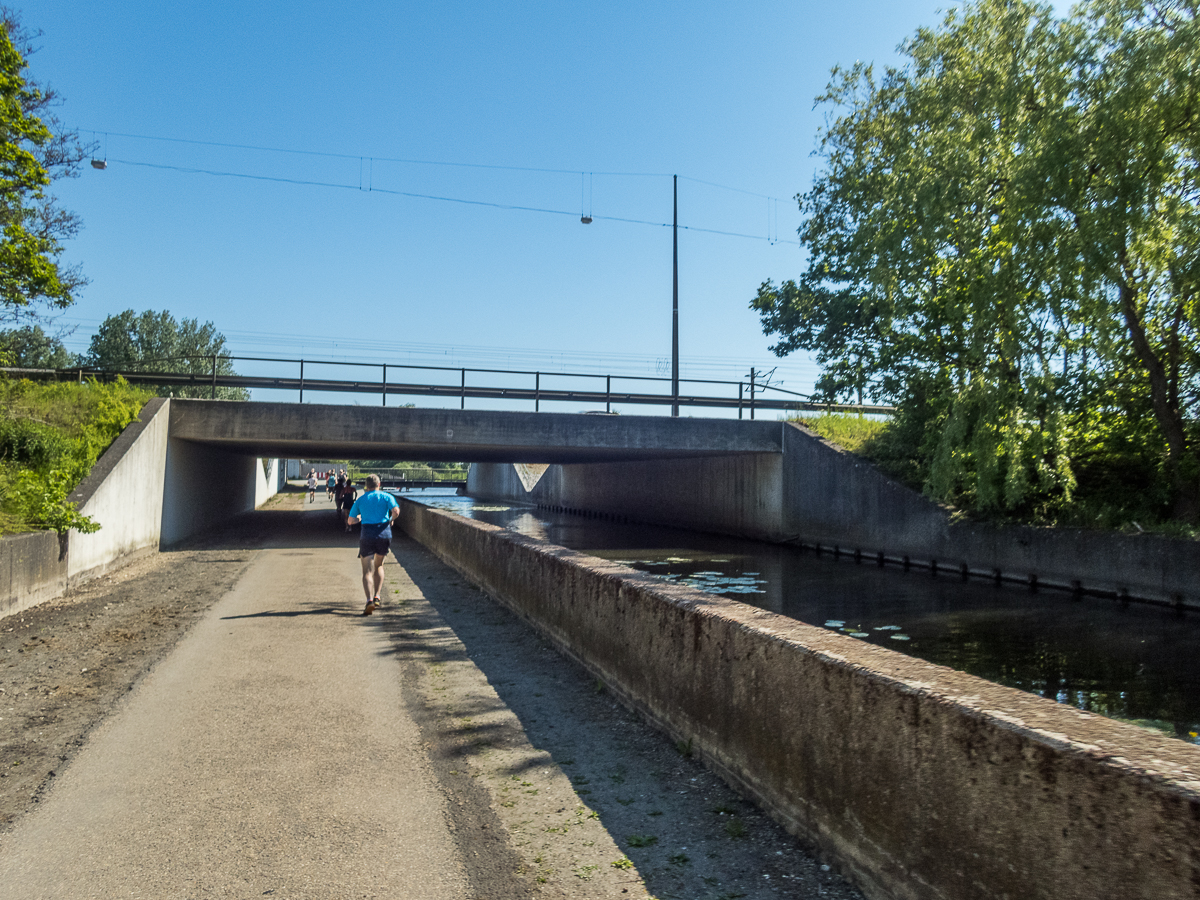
top-left (0, 521), bottom-right (262, 832)
top-left (0, 489), bottom-right (864, 900)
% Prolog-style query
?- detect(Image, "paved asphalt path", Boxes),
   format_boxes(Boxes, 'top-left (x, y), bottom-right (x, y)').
top-left (0, 506), bottom-right (469, 899)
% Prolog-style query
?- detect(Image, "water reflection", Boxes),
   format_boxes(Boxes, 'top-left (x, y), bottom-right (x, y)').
top-left (409, 490), bottom-right (1200, 745)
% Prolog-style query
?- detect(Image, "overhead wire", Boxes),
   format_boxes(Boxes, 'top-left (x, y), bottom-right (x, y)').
top-left (109, 158), bottom-right (801, 244)
top-left (79, 127), bottom-right (799, 223)
top-left (80, 128), bottom-right (672, 177)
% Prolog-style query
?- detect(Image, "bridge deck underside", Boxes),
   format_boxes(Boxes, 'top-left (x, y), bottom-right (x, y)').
top-left (168, 400), bottom-right (784, 464)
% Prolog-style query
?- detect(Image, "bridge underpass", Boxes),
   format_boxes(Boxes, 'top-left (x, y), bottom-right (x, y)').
top-left (163, 398), bottom-right (788, 545)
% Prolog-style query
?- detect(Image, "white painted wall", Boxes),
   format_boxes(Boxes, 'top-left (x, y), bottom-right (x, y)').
top-left (254, 458), bottom-right (281, 507)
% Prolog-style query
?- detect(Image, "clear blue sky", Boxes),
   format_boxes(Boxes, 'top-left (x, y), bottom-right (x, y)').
top-left (20, 0), bottom-right (957, 412)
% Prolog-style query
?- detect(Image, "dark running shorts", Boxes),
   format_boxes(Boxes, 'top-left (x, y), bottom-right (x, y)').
top-left (359, 537), bottom-right (391, 559)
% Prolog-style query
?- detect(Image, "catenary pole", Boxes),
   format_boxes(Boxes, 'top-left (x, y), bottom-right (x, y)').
top-left (672, 175), bottom-right (679, 417)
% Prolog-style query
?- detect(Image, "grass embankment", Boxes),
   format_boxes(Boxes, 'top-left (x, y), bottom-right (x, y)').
top-left (793, 412), bottom-right (1197, 537)
top-left (348, 464), bottom-right (468, 482)
top-left (0, 378), bottom-right (151, 535)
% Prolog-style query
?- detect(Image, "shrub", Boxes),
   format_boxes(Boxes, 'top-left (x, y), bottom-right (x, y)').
top-left (0, 377), bottom-right (151, 534)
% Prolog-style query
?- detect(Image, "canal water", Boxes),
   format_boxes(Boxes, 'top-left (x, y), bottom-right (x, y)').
top-left (404, 489), bottom-right (1200, 745)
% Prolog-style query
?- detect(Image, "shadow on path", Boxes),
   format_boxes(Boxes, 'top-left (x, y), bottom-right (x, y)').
top-left (166, 506), bottom-right (362, 555)
top-left (221, 607), bottom-right (354, 620)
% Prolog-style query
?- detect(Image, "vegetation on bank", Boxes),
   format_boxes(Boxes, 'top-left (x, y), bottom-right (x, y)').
top-left (349, 461), bottom-right (468, 482)
top-left (0, 378), bottom-right (150, 535)
top-left (796, 412), bottom-right (1198, 537)
top-left (758, 1), bottom-right (1200, 529)
top-left (299, 460), bottom-right (469, 483)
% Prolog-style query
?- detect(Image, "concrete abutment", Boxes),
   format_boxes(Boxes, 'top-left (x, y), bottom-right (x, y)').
top-left (1, 398), bottom-right (281, 616)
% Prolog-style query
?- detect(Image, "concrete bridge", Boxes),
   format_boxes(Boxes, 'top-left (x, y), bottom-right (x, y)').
top-left (167, 399), bottom-right (784, 463)
top-left (55, 396), bottom-right (1200, 609)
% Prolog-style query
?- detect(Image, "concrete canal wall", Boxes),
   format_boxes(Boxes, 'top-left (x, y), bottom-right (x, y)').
top-left (468, 450), bottom-right (785, 541)
top-left (400, 498), bottom-right (1200, 900)
top-left (780, 424), bottom-right (1200, 609)
top-left (470, 421), bottom-right (1200, 609)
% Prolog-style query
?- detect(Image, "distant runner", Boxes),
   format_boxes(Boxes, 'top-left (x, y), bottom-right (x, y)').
top-left (306, 469), bottom-right (317, 503)
top-left (326, 471), bottom-right (337, 501)
top-left (346, 474), bottom-right (399, 616)
top-left (339, 478), bottom-right (357, 532)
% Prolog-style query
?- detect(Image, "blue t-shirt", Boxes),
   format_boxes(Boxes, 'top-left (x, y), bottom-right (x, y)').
top-left (349, 490), bottom-right (399, 539)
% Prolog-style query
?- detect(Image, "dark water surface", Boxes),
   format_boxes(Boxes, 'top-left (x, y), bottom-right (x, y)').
top-left (405, 489), bottom-right (1200, 745)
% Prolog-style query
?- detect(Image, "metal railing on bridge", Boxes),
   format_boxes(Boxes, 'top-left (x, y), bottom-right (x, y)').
top-left (2, 355), bottom-right (895, 418)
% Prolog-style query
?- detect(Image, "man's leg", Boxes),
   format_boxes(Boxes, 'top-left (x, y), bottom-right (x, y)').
top-left (370, 553), bottom-right (386, 600)
top-left (359, 554), bottom-right (375, 602)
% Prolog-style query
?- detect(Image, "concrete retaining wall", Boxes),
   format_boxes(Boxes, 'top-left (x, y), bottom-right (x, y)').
top-left (400, 499), bottom-right (1200, 900)
top-left (2, 397), bottom-right (283, 615)
top-left (779, 424), bottom-right (1200, 608)
top-left (469, 421), bottom-right (1200, 608)
top-left (0, 530), bottom-right (66, 617)
top-left (66, 397), bottom-right (171, 584)
top-left (469, 452), bottom-right (784, 541)
top-left (0, 396), bottom-right (170, 616)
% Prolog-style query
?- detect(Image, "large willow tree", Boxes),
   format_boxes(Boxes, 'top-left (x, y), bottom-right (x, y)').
top-left (754, 0), bottom-right (1200, 521)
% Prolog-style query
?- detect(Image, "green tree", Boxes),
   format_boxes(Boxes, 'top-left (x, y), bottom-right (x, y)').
top-left (753, 0), bottom-right (1200, 522)
top-left (1059, 0), bottom-right (1200, 518)
top-left (0, 9), bottom-right (90, 326)
top-left (0, 323), bottom-right (73, 367)
top-left (82, 309), bottom-right (249, 400)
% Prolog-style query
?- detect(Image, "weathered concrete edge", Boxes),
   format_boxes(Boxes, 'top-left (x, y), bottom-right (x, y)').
top-left (0, 530), bottom-right (66, 618)
top-left (399, 498), bottom-right (1200, 900)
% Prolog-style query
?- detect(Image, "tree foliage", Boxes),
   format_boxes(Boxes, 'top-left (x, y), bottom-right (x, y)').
top-left (81, 309), bottom-right (250, 401)
top-left (0, 323), bottom-right (72, 367)
top-left (754, 0), bottom-right (1200, 523)
top-left (0, 9), bottom-right (90, 325)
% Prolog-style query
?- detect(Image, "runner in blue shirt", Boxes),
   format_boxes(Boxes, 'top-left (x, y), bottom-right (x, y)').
top-left (347, 474), bottom-right (399, 616)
